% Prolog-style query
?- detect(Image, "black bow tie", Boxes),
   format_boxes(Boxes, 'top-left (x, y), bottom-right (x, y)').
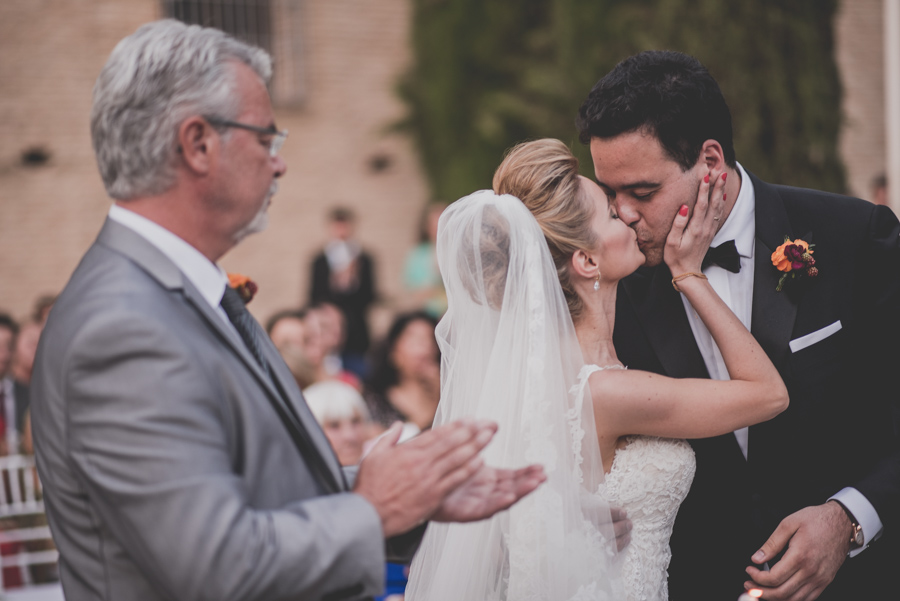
top-left (702, 239), bottom-right (741, 273)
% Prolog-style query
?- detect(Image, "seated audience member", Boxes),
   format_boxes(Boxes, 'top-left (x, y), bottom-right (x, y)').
top-left (266, 308), bottom-right (310, 350)
top-left (0, 313), bottom-right (19, 455)
top-left (305, 378), bottom-right (410, 600)
top-left (9, 319), bottom-right (42, 456)
top-left (364, 311), bottom-right (440, 435)
top-left (266, 308), bottom-right (319, 389)
top-left (403, 202), bottom-right (447, 319)
top-left (31, 295), bottom-right (56, 325)
top-left (303, 380), bottom-right (373, 466)
top-left (315, 302), bottom-right (347, 375)
top-left (312, 303), bottom-right (361, 389)
top-left (267, 308), bottom-right (359, 390)
top-left (0, 313), bottom-right (29, 455)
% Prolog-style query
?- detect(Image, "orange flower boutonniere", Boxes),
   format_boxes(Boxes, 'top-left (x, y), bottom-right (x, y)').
top-left (227, 273), bottom-right (258, 304)
top-left (771, 237), bottom-right (817, 292)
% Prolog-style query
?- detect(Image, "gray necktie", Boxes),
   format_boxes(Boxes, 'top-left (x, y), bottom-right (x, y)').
top-left (220, 286), bottom-right (271, 378)
top-left (219, 286), bottom-right (342, 494)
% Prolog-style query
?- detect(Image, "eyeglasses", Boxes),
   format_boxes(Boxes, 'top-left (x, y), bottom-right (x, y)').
top-left (204, 116), bottom-right (288, 157)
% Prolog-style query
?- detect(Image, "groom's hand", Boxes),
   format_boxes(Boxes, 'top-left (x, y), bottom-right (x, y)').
top-left (743, 503), bottom-right (850, 601)
top-left (611, 507), bottom-right (633, 552)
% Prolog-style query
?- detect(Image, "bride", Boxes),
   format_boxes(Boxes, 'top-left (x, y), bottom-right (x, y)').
top-left (405, 139), bottom-right (788, 601)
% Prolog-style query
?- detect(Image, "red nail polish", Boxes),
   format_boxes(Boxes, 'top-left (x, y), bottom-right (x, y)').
top-left (723, 193), bottom-right (727, 201)
top-left (722, 172), bottom-right (727, 181)
top-left (679, 205), bottom-right (688, 217)
top-left (703, 174), bottom-right (710, 184)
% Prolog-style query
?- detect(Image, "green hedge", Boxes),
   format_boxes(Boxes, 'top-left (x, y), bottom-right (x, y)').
top-left (399, 0), bottom-right (845, 202)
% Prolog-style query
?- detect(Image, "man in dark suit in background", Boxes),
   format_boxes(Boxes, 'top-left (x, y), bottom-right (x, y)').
top-left (310, 207), bottom-right (376, 379)
top-left (577, 50), bottom-right (900, 601)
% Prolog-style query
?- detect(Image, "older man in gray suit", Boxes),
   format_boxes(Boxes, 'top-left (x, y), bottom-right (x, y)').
top-left (31, 20), bottom-right (546, 601)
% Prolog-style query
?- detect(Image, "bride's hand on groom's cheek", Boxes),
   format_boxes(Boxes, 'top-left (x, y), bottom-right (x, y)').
top-left (663, 169), bottom-right (727, 276)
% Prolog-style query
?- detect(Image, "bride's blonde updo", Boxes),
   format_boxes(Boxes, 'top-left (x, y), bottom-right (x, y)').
top-left (493, 139), bottom-right (597, 322)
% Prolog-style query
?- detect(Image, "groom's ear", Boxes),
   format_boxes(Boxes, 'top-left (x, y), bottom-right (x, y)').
top-left (699, 140), bottom-right (726, 172)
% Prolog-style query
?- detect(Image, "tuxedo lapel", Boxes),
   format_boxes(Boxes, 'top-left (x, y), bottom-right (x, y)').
top-left (97, 218), bottom-right (345, 493)
top-left (749, 174), bottom-right (799, 374)
top-left (622, 265), bottom-right (709, 379)
top-left (747, 174), bottom-right (801, 470)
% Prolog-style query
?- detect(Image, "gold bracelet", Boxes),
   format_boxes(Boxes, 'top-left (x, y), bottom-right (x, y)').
top-left (671, 272), bottom-right (708, 292)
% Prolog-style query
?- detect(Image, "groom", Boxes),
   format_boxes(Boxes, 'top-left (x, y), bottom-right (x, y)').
top-left (31, 20), bottom-right (545, 601)
top-left (578, 50), bottom-right (900, 601)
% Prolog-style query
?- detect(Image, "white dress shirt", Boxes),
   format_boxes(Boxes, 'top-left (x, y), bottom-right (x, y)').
top-left (107, 204), bottom-right (233, 329)
top-left (678, 164), bottom-right (881, 555)
top-left (681, 162), bottom-right (756, 459)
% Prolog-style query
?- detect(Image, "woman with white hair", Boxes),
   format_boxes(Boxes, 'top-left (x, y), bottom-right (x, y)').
top-left (303, 380), bottom-right (372, 466)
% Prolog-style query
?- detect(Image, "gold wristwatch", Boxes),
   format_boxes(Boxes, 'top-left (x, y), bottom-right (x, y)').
top-left (831, 500), bottom-right (864, 550)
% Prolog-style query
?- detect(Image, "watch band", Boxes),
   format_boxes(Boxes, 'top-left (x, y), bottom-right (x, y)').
top-left (830, 499), bottom-right (865, 550)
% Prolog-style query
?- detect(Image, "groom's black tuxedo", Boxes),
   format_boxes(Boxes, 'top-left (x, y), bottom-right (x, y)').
top-left (613, 171), bottom-right (900, 601)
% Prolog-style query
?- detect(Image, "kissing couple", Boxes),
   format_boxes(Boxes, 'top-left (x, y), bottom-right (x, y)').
top-left (406, 51), bottom-right (900, 601)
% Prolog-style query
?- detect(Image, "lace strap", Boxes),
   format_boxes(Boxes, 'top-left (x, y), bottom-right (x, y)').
top-left (565, 364), bottom-right (625, 484)
top-left (570, 364), bottom-right (625, 400)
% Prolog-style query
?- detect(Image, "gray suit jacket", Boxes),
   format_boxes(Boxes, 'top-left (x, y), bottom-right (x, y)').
top-left (31, 219), bottom-right (394, 601)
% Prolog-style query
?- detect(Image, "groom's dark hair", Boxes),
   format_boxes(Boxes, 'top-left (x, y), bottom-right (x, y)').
top-left (576, 50), bottom-right (736, 171)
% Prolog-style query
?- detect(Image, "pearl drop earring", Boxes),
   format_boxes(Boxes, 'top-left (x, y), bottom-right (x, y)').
top-left (594, 272), bottom-right (601, 291)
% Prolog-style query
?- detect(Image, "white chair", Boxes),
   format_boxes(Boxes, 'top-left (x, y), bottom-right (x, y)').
top-left (0, 455), bottom-right (61, 600)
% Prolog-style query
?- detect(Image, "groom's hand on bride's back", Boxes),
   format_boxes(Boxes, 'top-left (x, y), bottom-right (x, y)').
top-left (353, 420), bottom-right (545, 537)
top-left (611, 507), bottom-right (633, 552)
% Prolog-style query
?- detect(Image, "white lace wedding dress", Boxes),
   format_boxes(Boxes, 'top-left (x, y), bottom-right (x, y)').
top-left (579, 365), bottom-right (697, 601)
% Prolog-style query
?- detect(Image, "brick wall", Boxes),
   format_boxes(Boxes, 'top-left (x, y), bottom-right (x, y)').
top-left (0, 0), bottom-right (430, 337)
top-left (835, 0), bottom-right (885, 201)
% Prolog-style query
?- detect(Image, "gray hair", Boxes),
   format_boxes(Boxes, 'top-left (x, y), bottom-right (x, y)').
top-left (91, 19), bottom-right (273, 200)
top-left (303, 380), bottom-right (371, 424)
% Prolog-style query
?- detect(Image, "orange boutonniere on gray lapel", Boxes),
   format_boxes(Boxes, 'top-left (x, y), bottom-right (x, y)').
top-left (227, 273), bottom-right (258, 304)
top-left (771, 237), bottom-right (817, 292)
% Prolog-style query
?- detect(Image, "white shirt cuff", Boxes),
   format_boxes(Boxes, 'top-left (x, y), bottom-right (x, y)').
top-left (830, 487), bottom-right (883, 557)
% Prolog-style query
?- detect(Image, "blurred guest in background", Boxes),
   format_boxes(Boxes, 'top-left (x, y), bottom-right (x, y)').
top-left (0, 313), bottom-right (18, 455)
top-left (266, 308), bottom-right (318, 389)
top-left (314, 302), bottom-right (349, 379)
top-left (31, 295), bottom-right (56, 325)
top-left (0, 313), bottom-right (33, 455)
top-left (266, 308), bottom-right (311, 350)
top-left (871, 173), bottom-right (888, 207)
top-left (303, 379), bottom-right (373, 466)
top-left (9, 317), bottom-right (42, 455)
top-left (364, 311), bottom-right (439, 436)
top-left (268, 306), bottom-right (360, 391)
top-left (403, 202), bottom-right (447, 319)
top-left (11, 320), bottom-right (42, 389)
top-left (310, 207), bottom-right (376, 380)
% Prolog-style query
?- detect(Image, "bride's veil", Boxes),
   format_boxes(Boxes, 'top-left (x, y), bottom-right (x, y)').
top-left (405, 190), bottom-right (623, 600)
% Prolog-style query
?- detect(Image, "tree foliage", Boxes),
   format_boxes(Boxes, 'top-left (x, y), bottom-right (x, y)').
top-left (399, 0), bottom-right (845, 202)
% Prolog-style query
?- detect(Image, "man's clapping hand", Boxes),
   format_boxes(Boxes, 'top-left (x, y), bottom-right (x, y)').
top-left (353, 420), bottom-right (545, 537)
